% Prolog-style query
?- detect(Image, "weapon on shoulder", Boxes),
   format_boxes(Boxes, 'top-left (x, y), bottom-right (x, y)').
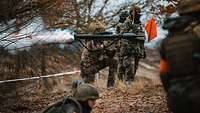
top-left (74, 33), bottom-right (145, 44)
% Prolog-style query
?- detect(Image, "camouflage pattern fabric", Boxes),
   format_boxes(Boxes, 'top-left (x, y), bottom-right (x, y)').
top-left (80, 20), bottom-right (117, 87)
top-left (80, 41), bottom-right (117, 87)
top-left (178, 0), bottom-right (200, 14)
top-left (73, 83), bottom-right (99, 101)
top-left (43, 97), bottom-right (83, 113)
top-left (43, 84), bottom-right (99, 113)
top-left (117, 16), bottom-right (146, 83)
top-left (161, 7), bottom-right (200, 113)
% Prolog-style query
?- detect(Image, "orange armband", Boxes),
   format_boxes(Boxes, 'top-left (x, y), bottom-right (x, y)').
top-left (160, 58), bottom-right (169, 73)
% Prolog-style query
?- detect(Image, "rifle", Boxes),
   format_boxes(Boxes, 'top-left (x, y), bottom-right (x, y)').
top-left (74, 33), bottom-right (145, 44)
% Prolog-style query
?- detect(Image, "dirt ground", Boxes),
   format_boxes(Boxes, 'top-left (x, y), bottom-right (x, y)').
top-left (0, 64), bottom-right (172, 113)
top-left (0, 49), bottom-right (172, 113)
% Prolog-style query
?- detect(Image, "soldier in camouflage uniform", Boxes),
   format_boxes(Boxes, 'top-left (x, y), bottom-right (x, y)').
top-left (117, 5), bottom-right (146, 84)
top-left (80, 20), bottom-right (117, 87)
top-left (160, 0), bottom-right (200, 113)
top-left (43, 81), bottom-right (99, 113)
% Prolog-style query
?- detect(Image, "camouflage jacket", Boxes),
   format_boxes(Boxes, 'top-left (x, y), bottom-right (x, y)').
top-left (81, 41), bottom-right (105, 68)
top-left (160, 14), bottom-right (200, 92)
top-left (43, 97), bottom-right (83, 113)
top-left (117, 18), bottom-right (146, 58)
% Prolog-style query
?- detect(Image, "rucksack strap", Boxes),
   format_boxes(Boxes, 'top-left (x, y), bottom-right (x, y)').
top-left (63, 97), bottom-right (83, 113)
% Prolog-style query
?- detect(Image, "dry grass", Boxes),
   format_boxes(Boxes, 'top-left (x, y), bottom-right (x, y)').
top-left (115, 75), bottom-right (161, 95)
top-left (91, 61), bottom-right (161, 95)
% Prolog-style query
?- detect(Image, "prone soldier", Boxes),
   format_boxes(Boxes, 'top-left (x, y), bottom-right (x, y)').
top-left (43, 81), bottom-right (99, 113)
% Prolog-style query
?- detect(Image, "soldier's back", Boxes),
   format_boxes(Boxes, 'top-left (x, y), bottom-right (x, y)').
top-left (161, 6), bottom-right (200, 113)
top-left (43, 97), bottom-right (82, 113)
top-left (162, 14), bottom-right (200, 76)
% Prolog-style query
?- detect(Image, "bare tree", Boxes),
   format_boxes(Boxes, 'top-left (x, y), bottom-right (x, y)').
top-left (0, 0), bottom-right (58, 48)
top-left (0, 0), bottom-right (178, 49)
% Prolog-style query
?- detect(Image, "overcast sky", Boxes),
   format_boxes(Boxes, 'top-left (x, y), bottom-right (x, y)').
top-left (0, 0), bottom-right (173, 51)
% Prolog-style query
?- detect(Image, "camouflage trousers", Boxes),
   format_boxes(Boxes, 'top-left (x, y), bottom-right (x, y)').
top-left (80, 57), bottom-right (117, 87)
top-left (117, 43), bottom-right (145, 83)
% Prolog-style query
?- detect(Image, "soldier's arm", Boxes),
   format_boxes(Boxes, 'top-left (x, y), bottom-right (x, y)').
top-left (160, 43), bottom-right (170, 92)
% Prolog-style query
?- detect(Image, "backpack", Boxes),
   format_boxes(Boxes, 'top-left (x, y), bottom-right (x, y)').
top-left (163, 32), bottom-right (200, 77)
top-left (43, 97), bottom-right (83, 113)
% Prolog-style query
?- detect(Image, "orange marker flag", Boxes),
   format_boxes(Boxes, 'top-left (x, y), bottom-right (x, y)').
top-left (145, 17), bottom-right (157, 42)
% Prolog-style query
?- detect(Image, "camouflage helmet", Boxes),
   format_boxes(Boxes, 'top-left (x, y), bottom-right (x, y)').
top-left (73, 84), bottom-right (99, 101)
top-left (129, 5), bottom-right (141, 14)
top-left (178, 0), bottom-right (200, 15)
top-left (88, 19), bottom-right (106, 34)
